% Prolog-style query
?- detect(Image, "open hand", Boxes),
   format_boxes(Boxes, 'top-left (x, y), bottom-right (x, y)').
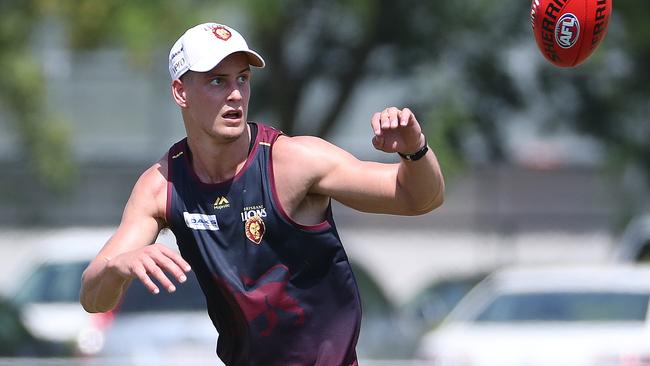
top-left (105, 243), bottom-right (192, 295)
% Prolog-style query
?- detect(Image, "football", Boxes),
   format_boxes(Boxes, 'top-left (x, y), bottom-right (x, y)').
top-left (530, 0), bottom-right (612, 67)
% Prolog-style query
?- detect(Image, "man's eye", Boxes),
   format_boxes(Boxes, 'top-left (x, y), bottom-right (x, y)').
top-left (210, 78), bottom-right (222, 86)
top-left (237, 75), bottom-right (248, 84)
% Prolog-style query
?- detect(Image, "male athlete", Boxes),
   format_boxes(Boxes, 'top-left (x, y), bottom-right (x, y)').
top-left (80, 23), bottom-right (444, 365)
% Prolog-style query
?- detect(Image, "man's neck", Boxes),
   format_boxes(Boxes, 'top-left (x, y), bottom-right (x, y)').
top-left (185, 125), bottom-right (251, 184)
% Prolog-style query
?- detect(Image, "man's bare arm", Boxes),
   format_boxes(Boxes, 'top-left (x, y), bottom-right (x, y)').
top-left (274, 107), bottom-right (444, 216)
top-left (79, 160), bottom-right (191, 313)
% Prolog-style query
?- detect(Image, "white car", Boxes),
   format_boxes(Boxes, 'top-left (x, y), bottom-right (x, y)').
top-left (99, 271), bottom-right (222, 366)
top-left (11, 236), bottom-right (109, 356)
top-left (417, 265), bottom-right (650, 366)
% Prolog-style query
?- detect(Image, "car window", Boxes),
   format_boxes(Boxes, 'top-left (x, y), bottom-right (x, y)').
top-left (475, 292), bottom-right (650, 322)
top-left (117, 273), bottom-right (206, 313)
top-left (14, 261), bottom-right (88, 304)
top-left (406, 274), bottom-right (486, 324)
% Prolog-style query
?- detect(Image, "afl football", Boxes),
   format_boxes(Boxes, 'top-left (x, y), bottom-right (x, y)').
top-left (530, 0), bottom-right (612, 67)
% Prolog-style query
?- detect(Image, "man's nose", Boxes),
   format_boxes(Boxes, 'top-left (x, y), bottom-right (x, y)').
top-left (227, 87), bottom-right (242, 101)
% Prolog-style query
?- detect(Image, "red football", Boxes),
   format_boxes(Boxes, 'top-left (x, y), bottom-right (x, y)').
top-left (530, 0), bottom-right (612, 67)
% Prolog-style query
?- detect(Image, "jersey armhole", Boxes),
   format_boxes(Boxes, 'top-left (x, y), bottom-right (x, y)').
top-left (165, 145), bottom-right (179, 227)
top-left (267, 135), bottom-right (332, 232)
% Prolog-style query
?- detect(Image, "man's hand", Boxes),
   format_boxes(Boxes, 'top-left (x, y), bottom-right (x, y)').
top-left (371, 107), bottom-right (426, 155)
top-left (105, 243), bottom-right (192, 295)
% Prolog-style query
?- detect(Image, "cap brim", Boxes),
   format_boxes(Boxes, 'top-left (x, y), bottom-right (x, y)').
top-left (190, 50), bottom-right (265, 73)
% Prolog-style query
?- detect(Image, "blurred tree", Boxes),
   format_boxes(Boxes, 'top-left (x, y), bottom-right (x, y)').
top-left (2, 0), bottom-right (649, 202)
top-left (0, 1), bottom-right (75, 191)
top-left (0, 0), bottom-right (199, 191)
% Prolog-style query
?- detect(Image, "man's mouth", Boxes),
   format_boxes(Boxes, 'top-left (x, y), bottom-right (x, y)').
top-left (222, 110), bottom-right (243, 120)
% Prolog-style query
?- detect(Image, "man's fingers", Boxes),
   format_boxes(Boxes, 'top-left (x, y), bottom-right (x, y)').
top-left (133, 265), bottom-right (161, 295)
top-left (388, 107), bottom-right (400, 128)
top-left (376, 107), bottom-right (413, 131)
top-left (143, 257), bottom-right (176, 293)
top-left (399, 108), bottom-right (413, 127)
top-left (371, 112), bottom-right (382, 135)
top-left (151, 250), bottom-right (189, 284)
top-left (156, 244), bottom-right (192, 273)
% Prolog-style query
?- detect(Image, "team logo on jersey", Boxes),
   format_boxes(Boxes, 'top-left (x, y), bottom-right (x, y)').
top-left (241, 205), bottom-right (267, 222)
top-left (213, 196), bottom-right (230, 210)
top-left (245, 215), bottom-right (265, 244)
top-left (183, 212), bottom-right (219, 231)
top-left (215, 264), bottom-right (305, 337)
top-left (211, 25), bottom-right (232, 41)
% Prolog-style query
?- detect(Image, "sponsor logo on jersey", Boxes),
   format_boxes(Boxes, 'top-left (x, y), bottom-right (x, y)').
top-left (183, 212), bottom-right (219, 231)
top-left (555, 13), bottom-right (580, 49)
top-left (213, 196), bottom-right (230, 210)
top-left (245, 215), bottom-right (265, 244)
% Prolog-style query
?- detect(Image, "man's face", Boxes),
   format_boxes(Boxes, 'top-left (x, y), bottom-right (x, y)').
top-left (181, 52), bottom-right (251, 142)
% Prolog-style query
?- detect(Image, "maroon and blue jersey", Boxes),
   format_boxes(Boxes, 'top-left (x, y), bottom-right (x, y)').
top-left (165, 123), bottom-right (362, 365)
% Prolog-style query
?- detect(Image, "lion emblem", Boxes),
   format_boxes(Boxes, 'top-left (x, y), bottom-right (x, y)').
top-left (211, 25), bottom-right (232, 41)
top-left (245, 215), bottom-right (265, 244)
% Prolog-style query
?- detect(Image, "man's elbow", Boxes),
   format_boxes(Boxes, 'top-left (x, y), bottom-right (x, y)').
top-left (405, 190), bottom-right (444, 216)
top-left (79, 287), bottom-right (115, 314)
top-left (79, 291), bottom-right (98, 313)
top-left (80, 297), bottom-right (113, 314)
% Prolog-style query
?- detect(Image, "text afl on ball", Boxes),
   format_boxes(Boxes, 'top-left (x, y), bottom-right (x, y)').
top-left (530, 0), bottom-right (612, 67)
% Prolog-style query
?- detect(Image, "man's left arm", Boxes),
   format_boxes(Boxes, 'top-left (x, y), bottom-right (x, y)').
top-left (301, 107), bottom-right (444, 216)
top-left (369, 106), bottom-right (444, 215)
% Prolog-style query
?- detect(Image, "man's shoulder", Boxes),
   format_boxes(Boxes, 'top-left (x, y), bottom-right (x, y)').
top-left (135, 155), bottom-right (169, 195)
top-left (273, 134), bottom-right (347, 164)
top-left (273, 135), bottom-right (329, 154)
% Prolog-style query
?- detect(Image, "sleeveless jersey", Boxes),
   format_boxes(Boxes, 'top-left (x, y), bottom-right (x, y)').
top-left (165, 123), bottom-right (362, 366)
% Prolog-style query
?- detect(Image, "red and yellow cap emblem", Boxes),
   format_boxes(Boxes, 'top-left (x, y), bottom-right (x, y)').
top-left (245, 215), bottom-right (265, 244)
top-left (211, 25), bottom-right (232, 41)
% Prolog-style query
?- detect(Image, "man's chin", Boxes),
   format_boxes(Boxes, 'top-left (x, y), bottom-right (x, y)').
top-left (214, 121), bottom-right (247, 141)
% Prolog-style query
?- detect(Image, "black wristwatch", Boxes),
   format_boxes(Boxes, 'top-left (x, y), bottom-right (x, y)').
top-left (398, 136), bottom-right (429, 161)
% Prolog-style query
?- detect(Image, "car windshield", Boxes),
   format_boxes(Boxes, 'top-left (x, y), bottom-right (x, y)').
top-left (117, 273), bottom-right (206, 313)
top-left (14, 261), bottom-right (88, 304)
top-left (475, 292), bottom-right (650, 322)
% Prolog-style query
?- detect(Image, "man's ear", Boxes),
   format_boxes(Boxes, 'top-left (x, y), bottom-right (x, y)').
top-left (171, 79), bottom-right (188, 108)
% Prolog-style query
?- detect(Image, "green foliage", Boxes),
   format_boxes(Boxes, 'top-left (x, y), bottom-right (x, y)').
top-left (2, 0), bottom-right (650, 202)
top-left (0, 1), bottom-right (74, 192)
top-left (0, 1), bottom-right (198, 191)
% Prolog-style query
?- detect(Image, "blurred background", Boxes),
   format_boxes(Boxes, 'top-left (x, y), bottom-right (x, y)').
top-left (1, 0), bottom-right (650, 365)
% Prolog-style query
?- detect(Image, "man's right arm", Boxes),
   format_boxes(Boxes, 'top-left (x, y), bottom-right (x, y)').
top-left (79, 158), bottom-right (191, 313)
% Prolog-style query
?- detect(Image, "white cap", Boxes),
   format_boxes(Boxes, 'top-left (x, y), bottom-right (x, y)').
top-left (168, 23), bottom-right (265, 80)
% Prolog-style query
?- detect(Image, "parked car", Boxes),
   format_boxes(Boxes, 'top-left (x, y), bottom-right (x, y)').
top-left (101, 261), bottom-right (408, 364)
top-left (99, 272), bottom-right (222, 366)
top-left (402, 272), bottom-right (488, 336)
top-left (11, 240), bottom-right (111, 356)
top-left (615, 214), bottom-right (650, 263)
top-left (351, 262), bottom-right (415, 359)
top-left (0, 295), bottom-right (71, 357)
top-left (417, 265), bottom-right (650, 366)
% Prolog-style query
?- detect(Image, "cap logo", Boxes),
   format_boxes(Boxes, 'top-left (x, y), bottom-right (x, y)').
top-left (211, 25), bottom-right (232, 41)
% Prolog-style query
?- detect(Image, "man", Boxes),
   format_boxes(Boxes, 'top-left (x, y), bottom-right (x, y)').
top-left (80, 22), bottom-right (444, 365)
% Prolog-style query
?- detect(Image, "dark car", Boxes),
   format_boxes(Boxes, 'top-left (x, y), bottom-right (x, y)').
top-left (0, 296), bottom-right (71, 357)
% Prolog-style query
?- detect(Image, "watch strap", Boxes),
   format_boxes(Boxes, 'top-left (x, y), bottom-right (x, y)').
top-left (398, 136), bottom-right (429, 161)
